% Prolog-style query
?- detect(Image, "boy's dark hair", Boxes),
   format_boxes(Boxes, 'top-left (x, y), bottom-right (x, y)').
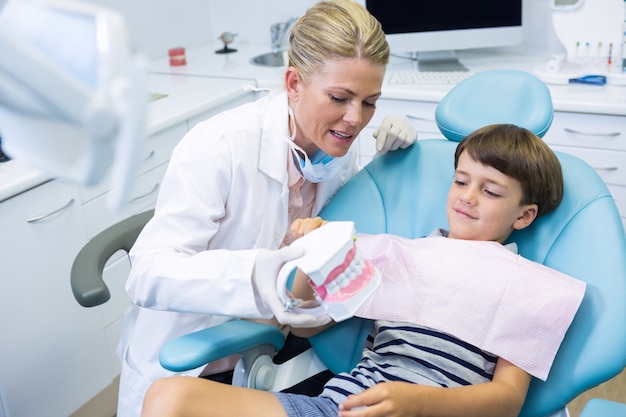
top-left (454, 124), bottom-right (564, 218)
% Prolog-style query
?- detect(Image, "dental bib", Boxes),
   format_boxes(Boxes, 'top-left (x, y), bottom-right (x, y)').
top-left (276, 222), bottom-right (381, 322)
top-left (352, 233), bottom-right (586, 381)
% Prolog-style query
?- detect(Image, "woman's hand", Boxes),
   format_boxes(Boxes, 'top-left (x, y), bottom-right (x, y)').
top-left (287, 216), bottom-right (336, 335)
top-left (290, 216), bottom-right (328, 240)
top-left (373, 114), bottom-right (418, 155)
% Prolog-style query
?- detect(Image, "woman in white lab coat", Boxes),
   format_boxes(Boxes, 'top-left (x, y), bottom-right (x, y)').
top-left (117, 1), bottom-right (417, 416)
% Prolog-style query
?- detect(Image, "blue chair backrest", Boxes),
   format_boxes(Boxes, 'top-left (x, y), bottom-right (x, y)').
top-left (314, 70), bottom-right (626, 417)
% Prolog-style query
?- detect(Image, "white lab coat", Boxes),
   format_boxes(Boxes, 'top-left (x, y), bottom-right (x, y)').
top-left (116, 91), bottom-right (359, 417)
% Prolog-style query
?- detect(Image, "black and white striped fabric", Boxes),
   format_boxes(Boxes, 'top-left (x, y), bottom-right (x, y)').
top-left (320, 320), bottom-right (497, 404)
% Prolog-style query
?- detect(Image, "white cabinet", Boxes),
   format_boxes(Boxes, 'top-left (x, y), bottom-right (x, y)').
top-left (70, 122), bottom-right (188, 403)
top-left (0, 81), bottom-right (256, 416)
top-left (0, 180), bottom-right (111, 417)
top-left (80, 163), bottom-right (169, 387)
top-left (358, 98), bottom-right (444, 166)
top-left (76, 122), bottom-right (187, 223)
top-left (75, 89), bottom-right (257, 415)
top-left (68, 123), bottom-right (190, 417)
top-left (543, 111), bottom-right (626, 230)
top-left (70, 91), bottom-right (257, 416)
top-left (80, 123), bottom-right (186, 239)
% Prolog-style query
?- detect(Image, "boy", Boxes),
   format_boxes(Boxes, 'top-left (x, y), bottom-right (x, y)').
top-left (141, 124), bottom-right (565, 417)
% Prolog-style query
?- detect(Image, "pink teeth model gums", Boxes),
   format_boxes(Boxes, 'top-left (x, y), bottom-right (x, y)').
top-left (276, 221), bottom-right (381, 322)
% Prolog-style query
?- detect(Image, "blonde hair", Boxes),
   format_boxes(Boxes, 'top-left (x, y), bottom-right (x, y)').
top-left (288, 0), bottom-right (389, 82)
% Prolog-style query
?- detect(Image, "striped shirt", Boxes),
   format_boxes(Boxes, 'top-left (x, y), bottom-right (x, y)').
top-left (320, 320), bottom-right (498, 405)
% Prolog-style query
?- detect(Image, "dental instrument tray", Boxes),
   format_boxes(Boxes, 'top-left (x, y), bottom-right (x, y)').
top-left (276, 221), bottom-right (381, 322)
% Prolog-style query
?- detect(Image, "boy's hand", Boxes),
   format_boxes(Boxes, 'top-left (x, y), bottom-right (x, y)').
top-left (290, 216), bottom-right (328, 240)
top-left (338, 382), bottom-right (419, 417)
top-left (338, 358), bottom-right (531, 417)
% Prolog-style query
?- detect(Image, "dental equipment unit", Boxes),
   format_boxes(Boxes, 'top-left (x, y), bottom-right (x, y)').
top-left (0, 0), bottom-right (146, 210)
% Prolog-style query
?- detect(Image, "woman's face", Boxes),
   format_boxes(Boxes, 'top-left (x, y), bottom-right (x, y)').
top-left (286, 57), bottom-right (385, 157)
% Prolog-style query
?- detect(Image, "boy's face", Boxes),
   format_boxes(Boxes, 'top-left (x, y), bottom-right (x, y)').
top-left (446, 151), bottom-right (538, 244)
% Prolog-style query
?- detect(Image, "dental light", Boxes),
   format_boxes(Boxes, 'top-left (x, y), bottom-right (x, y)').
top-left (276, 221), bottom-right (381, 322)
top-left (0, 0), bottom-right (146, 210)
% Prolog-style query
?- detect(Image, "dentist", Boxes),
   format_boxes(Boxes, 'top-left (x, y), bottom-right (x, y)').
top-left (117, 1), bottom-right (417, 415)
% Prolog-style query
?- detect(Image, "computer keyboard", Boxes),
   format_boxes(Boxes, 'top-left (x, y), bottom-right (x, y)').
top-left (386, 70), bottom-right (476, 86)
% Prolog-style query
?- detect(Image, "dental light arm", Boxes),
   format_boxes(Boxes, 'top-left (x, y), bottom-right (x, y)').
top-left (0, 0), bottom-right (146, 210)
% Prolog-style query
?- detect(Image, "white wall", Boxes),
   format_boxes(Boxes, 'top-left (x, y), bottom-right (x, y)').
top-left (80, 0), bottom-right (214, 58)
top-left (80, 0), bottom-right (565, 60)
top-left (206, 0), bottom-right (564, 57)
top-left (518, 0), bottom-right (565, 55)
top-left (207, 0), bottom-right (316, 47)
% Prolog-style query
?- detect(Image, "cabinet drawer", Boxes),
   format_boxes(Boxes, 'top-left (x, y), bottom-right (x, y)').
top-left (104, 316), bottom-right (125, 377)
top-left (82, 163), bottom-right (166, 238)
top-left (77, 122), bottom-right (186, 204)
top-left (545, 112), bottom-right (626, 152)
top-left (100, 255), bottom-right (132, 377)
top-left (371, 98), bottom-right (444, 139)
top-left (138, 122), bottom-right (187, 174)
top-left (98, 254), bottom-right (132, 329)
top-left (359, 98), bottom-right (446, 167)
top-left (551, 146), bottom-right (626, 187)
top-left (0, 180), bottom-right (111, 417)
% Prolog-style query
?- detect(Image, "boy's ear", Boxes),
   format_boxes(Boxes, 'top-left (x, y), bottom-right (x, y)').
top-left (513, 204), bottom-right (539, 230)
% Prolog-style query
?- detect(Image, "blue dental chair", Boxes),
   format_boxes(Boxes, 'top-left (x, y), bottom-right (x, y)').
top-left (71, 70), bottom-right (626, 417)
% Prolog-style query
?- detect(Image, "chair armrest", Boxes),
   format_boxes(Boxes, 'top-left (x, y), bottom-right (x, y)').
top-left (159, 319), bottom-right (286, 372)
top-left (309, 317), bottom-right (372, 374)
top-left (70, 209), bottom-right (153, 307)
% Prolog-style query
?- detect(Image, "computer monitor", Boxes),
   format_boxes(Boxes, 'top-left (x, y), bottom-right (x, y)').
top-left (362, 0), bottom-right (523, 71)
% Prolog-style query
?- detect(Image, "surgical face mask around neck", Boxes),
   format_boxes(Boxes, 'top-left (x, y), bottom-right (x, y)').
top-left (285, 107), bottom-right (350, 183)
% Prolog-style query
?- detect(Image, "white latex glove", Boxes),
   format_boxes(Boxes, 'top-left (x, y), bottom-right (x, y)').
top-left (373, 114), bottom-right (418, 155)
top-left (253, 247), bottom-right (331, 328)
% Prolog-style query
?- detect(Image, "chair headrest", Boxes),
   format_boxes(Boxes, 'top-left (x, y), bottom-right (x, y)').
top-left (435, 69), bottom-right (554, 142)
